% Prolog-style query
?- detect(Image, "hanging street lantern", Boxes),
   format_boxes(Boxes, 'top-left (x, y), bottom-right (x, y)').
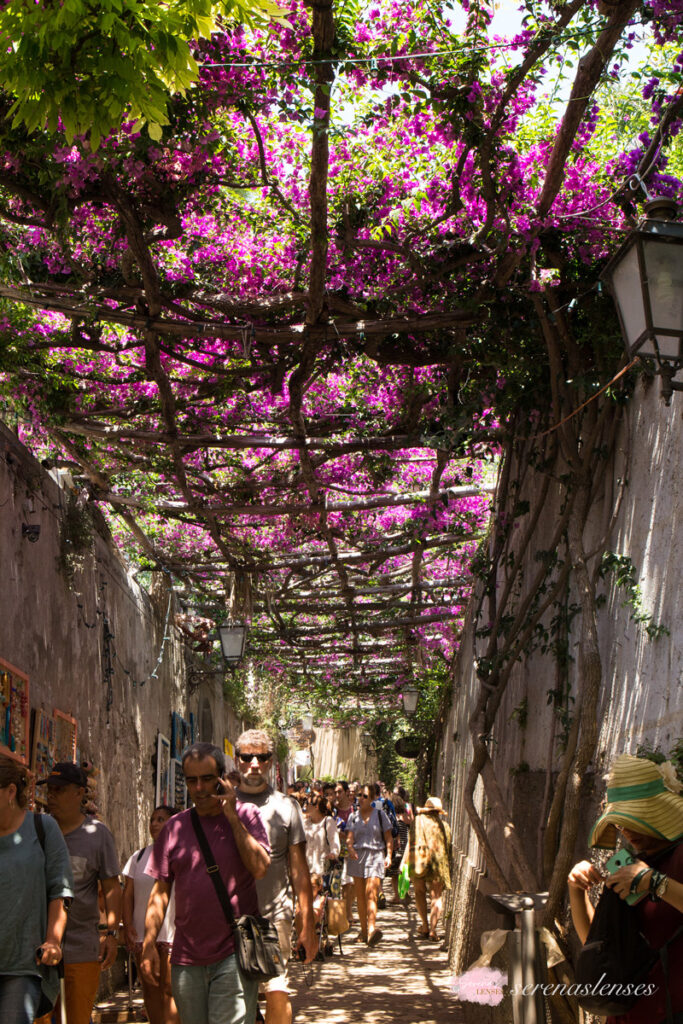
top-left (301, 712), bottom-right (314, 733)
top-left (218, 622), bottom-right (247, 665)
top-left (601, 197), bottom-right (683, 405)
top-left (401, 683), bottom-right (419, 717)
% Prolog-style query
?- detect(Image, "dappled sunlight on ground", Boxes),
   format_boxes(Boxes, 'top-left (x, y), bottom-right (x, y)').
top-left (92, 885), bottom-right (465, 1022)
top-left (290, 886), bottom-right (465, 1023)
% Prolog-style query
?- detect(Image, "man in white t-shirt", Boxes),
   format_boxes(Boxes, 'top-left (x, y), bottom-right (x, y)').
top-left (235, 729), bottom-right (317, 1024)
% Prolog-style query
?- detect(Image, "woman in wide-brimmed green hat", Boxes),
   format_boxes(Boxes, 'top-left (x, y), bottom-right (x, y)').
top-left (567, 754), bottom-right (683, 1024)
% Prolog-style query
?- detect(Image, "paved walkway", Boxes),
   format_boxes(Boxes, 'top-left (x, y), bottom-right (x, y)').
top-left (93, 889), bottom-right (465, 1023)
top-left (289, 893), bottom-right (465, 1024)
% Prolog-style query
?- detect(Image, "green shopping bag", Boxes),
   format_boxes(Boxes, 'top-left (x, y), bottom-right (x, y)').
top-left (398, 860), bottom-right (410, 898)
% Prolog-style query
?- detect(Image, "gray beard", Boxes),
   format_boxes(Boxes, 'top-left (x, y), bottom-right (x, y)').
top-left (239, 773), bottom-right (267, 792)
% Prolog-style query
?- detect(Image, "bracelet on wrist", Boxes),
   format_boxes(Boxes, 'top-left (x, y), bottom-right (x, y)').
top-left (630, 868), bottom-right (651, 895)
top-left (649, 870), bottom-right (667, 900)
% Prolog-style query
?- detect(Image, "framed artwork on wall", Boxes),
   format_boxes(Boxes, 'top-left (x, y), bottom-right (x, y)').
top-left (170, 712), bottom-right (193, 759)
top-left (169, 758), bottom-right (188, 812)
top-left (31, 707), bottom-right (55, 775)
top-left (53, 709), bottom-right (77, 763)
top-left (0, 658), bottom-right (30, 764)
top-left (30, 706), bottom-right (79, 809)
top-left (156, 733), bottom-right (171, 807)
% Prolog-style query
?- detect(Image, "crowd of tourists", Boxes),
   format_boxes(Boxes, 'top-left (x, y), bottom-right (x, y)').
top-left (0, 734), bottom-right (452, 1024)
top-left (1, 741), bottom-right (682, 1024)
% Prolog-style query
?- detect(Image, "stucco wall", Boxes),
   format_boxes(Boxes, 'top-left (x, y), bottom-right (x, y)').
top-left (0, 421), bottom-right (243, 865)
top-left (434, 380), bottom-right (681, 978)
top-left (310, 725), bottom-right (374, 781)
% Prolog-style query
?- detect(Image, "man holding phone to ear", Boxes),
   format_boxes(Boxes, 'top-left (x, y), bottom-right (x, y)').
top-left (141, 742), bottom-right (270, 1024)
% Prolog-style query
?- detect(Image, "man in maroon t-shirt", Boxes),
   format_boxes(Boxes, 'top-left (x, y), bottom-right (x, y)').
top-left (141, 742), bottom-right (270, 1024)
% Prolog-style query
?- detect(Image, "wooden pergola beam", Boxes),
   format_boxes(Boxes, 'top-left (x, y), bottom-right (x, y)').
top-left (62, 420), bottom-right (437, 455)
top-left (249, 610), bottom-right (461, 636)
top-left (95, 484), bottom-right (493, 517)
top-left (0, 282), bottom-right (475, 344)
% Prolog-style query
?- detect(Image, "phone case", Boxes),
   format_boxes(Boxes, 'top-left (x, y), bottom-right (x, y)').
top-left (605, 850), bottom-right (633, 874)
top-left (605, 849), bottom-right (646, 905)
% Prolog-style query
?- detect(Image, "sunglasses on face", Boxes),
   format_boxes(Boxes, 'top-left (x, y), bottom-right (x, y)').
top-left (237, 752), bottom-right (272, 763)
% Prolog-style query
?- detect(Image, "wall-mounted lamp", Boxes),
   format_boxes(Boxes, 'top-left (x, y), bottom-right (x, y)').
top-left (601, 197), bottom-right (683, 404)
top-left (361, 730), bottom-right (374, 754)
top-left (401, 684), bottom-right (419, 717)
top-left (218, 622), bottom-right (247, 665)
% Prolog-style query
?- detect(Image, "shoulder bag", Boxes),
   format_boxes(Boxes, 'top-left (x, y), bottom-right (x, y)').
top-left (190, 808), bottom-right (284, 981)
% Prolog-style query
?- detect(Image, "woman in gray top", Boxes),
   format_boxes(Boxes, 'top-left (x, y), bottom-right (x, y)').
top-left (345, 785), bottom-right (393, 946)
top-left (0, 755), bottom-right (74, 1023)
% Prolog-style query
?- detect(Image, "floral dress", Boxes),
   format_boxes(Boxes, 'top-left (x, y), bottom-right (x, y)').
top-left (402, 811), bottom-right (452, 888)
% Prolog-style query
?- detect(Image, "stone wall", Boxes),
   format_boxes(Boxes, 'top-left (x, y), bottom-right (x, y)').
top-left (0, 420), bottom-right (244, 865)
top-left (433, 381), bottom-right (681, 991)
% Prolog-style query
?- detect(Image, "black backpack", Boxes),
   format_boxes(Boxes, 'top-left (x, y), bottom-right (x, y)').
top-left (575, 885), bottom-right (683, 1019)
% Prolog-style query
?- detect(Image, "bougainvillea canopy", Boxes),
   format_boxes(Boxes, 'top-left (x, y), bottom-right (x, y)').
top-left (0, 0), bottom-right (681, 722)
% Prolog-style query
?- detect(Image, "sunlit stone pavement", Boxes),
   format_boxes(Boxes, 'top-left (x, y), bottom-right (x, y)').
top-left (289, 885), bottom-right (465, 1024)
top-left (93, 883), bottom-right (465, 1023)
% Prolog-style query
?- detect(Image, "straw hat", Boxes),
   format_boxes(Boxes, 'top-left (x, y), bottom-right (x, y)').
top-left (417, 796), bottom-right (447, 815)
top-left (589, 754), bottom-right (683, 849)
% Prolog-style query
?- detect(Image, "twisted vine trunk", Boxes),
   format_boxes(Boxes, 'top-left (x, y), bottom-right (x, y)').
top-left (543, 475), bottom-right (603, 927)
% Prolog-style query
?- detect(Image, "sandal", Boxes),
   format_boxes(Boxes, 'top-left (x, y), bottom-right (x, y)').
top-left (428, 932), bottom-right (439, 942)
top-left (353, 931), bottom-right (368, 944)
top-left (417, 929), bottom-right (430, 939)
top-left (367, 929), bottom-right (383, 947)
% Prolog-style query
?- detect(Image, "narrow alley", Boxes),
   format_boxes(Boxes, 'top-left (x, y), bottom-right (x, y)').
top-left (93, 894), bottom-right (465, 1024)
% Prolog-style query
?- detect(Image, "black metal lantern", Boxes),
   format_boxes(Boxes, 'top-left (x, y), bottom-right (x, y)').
top-left (601, 198), bottom-right (683, 404)
top-left (218, 622), bottom-right (247, 665)
top-left (401, 684), bottom-right (419, 716)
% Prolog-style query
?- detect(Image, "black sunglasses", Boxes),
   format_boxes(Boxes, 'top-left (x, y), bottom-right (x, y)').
top-left (237, 752), bottom-right (272, 763)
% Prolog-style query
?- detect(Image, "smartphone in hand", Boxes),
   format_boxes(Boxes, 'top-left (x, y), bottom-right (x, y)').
top-left (605, 849), bottom-right (645, 905)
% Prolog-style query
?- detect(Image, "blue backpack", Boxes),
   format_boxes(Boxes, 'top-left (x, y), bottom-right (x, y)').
top-left (376, 798), bottom-right (400, 838)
